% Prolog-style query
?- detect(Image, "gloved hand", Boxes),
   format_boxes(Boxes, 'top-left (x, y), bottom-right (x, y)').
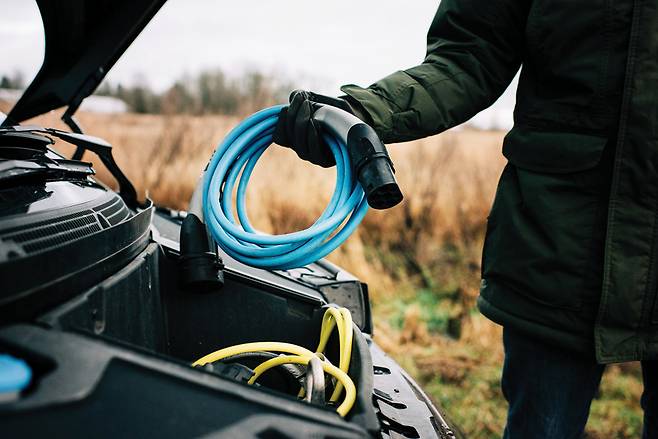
top-left (273, 90), bottom-right (365, 168)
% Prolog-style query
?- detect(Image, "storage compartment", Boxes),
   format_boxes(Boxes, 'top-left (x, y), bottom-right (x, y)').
top-left (36, 242), bottom-right (376, 430)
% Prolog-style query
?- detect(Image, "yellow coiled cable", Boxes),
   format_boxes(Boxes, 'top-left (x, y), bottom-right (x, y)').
top-left (192, 307), bottom-right (356, 417)
top-left (248, 354), bottom-right (356, 417)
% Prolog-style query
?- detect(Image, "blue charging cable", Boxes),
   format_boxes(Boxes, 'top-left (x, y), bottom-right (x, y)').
top-left (202, 105), bottom-right (368, 270)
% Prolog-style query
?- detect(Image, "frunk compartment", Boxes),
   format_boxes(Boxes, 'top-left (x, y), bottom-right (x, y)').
top-left (163, 257), bottom-right (328, 365)
top-left (36, 242), bottom-right (378, 432)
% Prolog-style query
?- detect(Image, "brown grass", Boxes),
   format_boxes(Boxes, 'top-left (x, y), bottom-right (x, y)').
top-left (17, 108), bottom-right (644, 438)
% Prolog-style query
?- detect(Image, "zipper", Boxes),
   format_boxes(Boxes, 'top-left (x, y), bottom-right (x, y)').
top-left (637, 1), bottom-right (658, 328)
top-left (596, 0), bottom-right (643, 343)
top-left (640, 1), bottom-right (658, 328)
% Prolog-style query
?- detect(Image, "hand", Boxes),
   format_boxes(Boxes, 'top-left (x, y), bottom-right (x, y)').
top-left (273, 90), bottom-right (357, 168)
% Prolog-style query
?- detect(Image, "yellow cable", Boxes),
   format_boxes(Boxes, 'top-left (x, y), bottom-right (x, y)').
top-left (298, 307), bottom-right (352, 399)
top-left (329, 307), bottom-right (353, 401)
top-left (192, 308), bottom-right (357, 416)
top-left (315, 307), bottom-right (353, 402)
top-left (316, 307), bottom-right (342, 353)
top-left (249, 354), bottom-right (356, 417)
top-left (192, 342), bottom-right (315, 367)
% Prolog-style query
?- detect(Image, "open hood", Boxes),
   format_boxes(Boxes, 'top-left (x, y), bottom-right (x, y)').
top-left (5, 0), bottom-right (167, 125)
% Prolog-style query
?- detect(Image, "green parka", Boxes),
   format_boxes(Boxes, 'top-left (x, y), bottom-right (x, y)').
top-left (342, 0), bottom-right (658, 363)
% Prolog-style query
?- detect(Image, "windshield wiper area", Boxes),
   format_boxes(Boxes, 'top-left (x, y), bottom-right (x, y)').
top-left (0, 158), bottom-right (94, 184)
top-left (0, 126), bottom-right (140, 208)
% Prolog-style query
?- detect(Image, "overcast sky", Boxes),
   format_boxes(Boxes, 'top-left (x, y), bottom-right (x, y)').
top-left (2, 0), bottom-right (515, 128)
top-left (2, 0), bottom-right (440, 93)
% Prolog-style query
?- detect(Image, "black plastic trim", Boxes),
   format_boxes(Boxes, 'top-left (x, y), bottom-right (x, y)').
top-left (0, 203), bottom-right (152, 322)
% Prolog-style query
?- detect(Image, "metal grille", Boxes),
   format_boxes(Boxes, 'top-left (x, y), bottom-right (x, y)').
top-left (94, 196), bottom-right (132, 226)
top-left (0, 195), bottom-right (133, 257)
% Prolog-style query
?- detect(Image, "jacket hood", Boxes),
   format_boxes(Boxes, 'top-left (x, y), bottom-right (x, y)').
top-left (5, 0), bottom-right (166, 125)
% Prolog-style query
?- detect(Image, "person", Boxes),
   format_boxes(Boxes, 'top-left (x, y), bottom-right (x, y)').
top-left (273, 1), bottom-right (658, 438)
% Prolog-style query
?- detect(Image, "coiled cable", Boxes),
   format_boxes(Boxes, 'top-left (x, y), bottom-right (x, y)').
top-left (202, 105), bottom-right (368, 270)
top-left (193, 306), bottom-right (357, 417)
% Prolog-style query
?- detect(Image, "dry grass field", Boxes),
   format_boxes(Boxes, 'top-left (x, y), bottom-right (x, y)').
top-left (15, 108), bottom-right (645, 438)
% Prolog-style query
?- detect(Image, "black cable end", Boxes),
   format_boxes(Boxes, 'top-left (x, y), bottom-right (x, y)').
top-left (361, 159), bottom-right (404, 210)
top-left (179, 213), bottom-right (224, 293)
top-left (347, 125), bottom-right (404, 210)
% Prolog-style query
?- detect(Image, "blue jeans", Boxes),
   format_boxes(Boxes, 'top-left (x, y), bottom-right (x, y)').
top-left (502, 327), bottom-right (657, 439)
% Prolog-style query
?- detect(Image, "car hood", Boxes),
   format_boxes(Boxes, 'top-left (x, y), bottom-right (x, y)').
top-left (4, 0), bottom-right (166, 125)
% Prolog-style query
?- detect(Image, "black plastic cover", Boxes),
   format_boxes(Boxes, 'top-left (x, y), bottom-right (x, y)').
top-left (0, 324), bottom-right (367, 438)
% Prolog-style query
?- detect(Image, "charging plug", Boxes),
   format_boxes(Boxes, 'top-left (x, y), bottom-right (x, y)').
top-left (179, 213), bottom-right (224, 292)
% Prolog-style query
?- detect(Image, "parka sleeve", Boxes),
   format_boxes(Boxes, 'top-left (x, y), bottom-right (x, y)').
top-left (341, 0), bottom-right (529, 143)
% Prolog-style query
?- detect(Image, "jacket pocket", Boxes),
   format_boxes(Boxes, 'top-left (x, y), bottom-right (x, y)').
top-left (502, 128), bottom-right (607, 173)
top-left (482, 127), bottom-right (610, 310)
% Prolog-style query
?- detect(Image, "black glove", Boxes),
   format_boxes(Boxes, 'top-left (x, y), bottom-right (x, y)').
top-left (273, 90), bottom-right (361, 168)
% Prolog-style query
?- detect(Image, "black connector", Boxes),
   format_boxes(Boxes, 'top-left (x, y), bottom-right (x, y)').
top-left (347, 124), bottom-right (403, 210)
top-left (179, 213), bottom-right (224, 292)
